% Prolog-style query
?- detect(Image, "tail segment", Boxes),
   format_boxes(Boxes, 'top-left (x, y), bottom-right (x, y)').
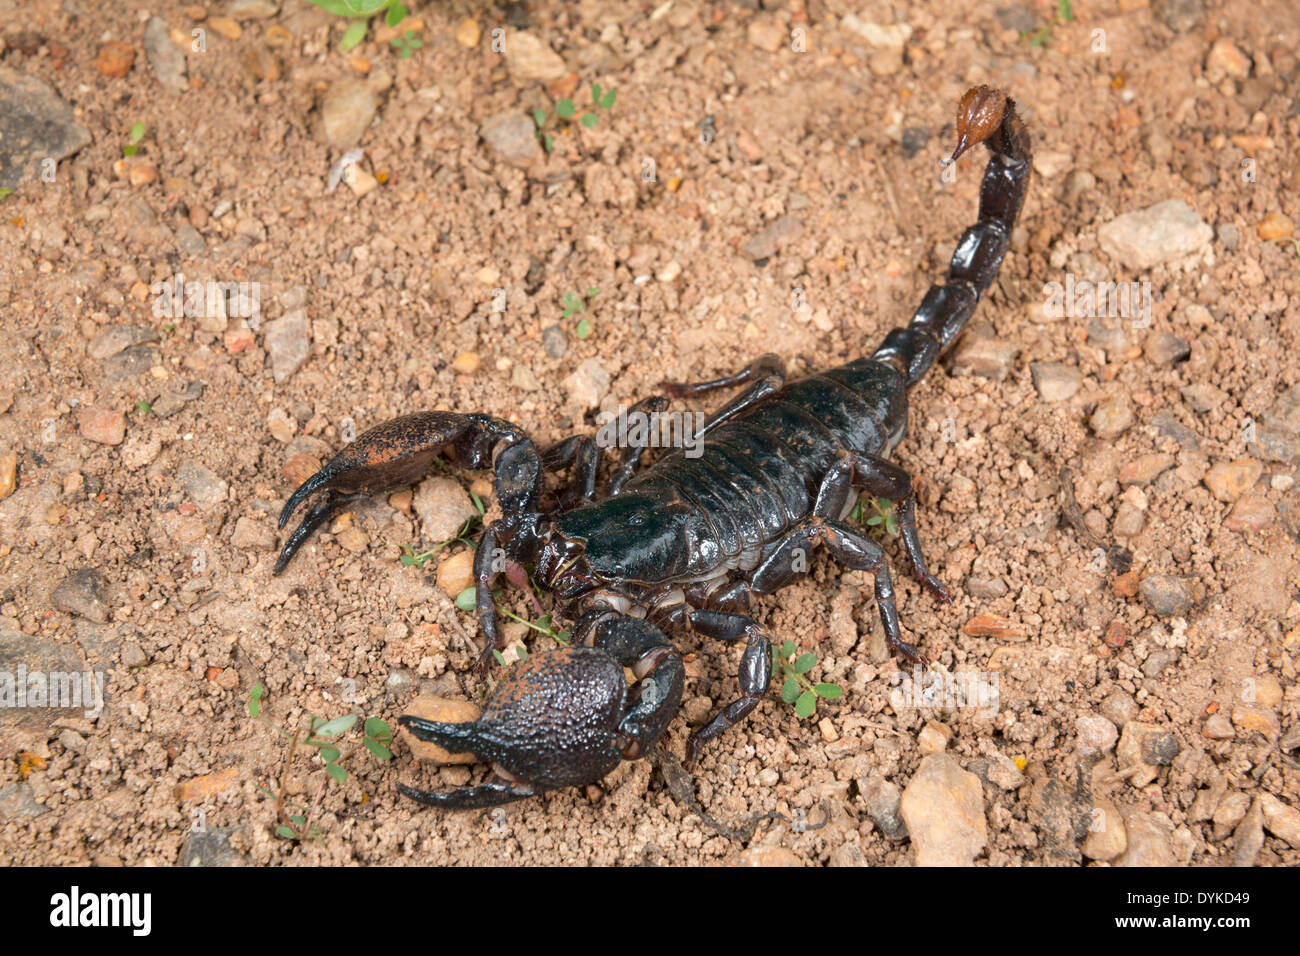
top-left (873, 86), bottom-right (1032, 386)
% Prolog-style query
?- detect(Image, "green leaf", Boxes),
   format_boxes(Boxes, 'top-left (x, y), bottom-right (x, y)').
top-left (254, 783), bottom-right (278, 800)
top-left (556, 99), bottom-right (575, 119)
top-left (316, 714), bottom-right (358, 736)
top-left (814, 683), bottom-right (843, 699)
top-left (781, 677), bottom-right (799, 704)
top-left (781, 640), bottom-right (796, 658)
top-left (275, 825), bottom-right (295, 839)
top-left (1058, 0), bottom-right (1074, 22)
top-left (591, 82), bottom-right (602, 104)
top-left (795, 690), bottom-right (816, 718)
top-left (130, 122), bottom-right (145, 143)
top-left (575, 319), bottom-right (592, 339)
top-left (600, 89), bottom-right (616, 110)
top-left (318, 744), bottom-right (341, 762)
top-left (340, 19), bottom-right (368, 50)
top-left (456, 587), bottom-right (476, 612)
top-left (248, 684), bottom-right (264, 717)
top-left (793, 653), bottom-right (816, 674)
top-left (0, 188), bottom-right (14, 201)
top-left (288, 814), bottom-right (306, 826)
top-left (533, 108), bottom-right (548, 129)
top-left (364, 717), bottom-right (391, 740)
top-left (492, 649), bottom-right (507, 666)
top-left (325, 762), bottom-right (347, 783)
top-left (385, 2), bottom-right (407, 27)
top-left (469, 489), bottom-right (486, 515)
top-left (516, 646), bottom-right (528, 661)
top-left (122, 145), bottom-right (138, 157)
top-left (866, 515), bottom-right (883, 526)
top-left (580, 112), bottom-right (599, 129)
top-left (363, 737), bottom-right (392, 760)
top-left (543, 134), bottom-right (554, 153)
top-left (556, 631), bottom-right (571, 644)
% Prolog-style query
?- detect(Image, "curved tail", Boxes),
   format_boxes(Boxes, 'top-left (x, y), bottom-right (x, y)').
top-left (873, 86), bottom-right (1032, 386)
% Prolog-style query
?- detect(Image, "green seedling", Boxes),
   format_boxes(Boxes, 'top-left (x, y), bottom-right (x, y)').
top-left (0, 188), bottom-right (14, 202)
top-left (533, 83), bottom-right (617, 152)
top-left (1021, 0), bottom-right (1074, 49)
top-left (771, 641), bottom-right (842, 718)
top-left (247, 684), bottom-right (393, 841)
top-left (306, 0), bottom-right (410, 53)
top-left (135, 400), bottom-right (153, 415)
top-left (122, 122), bottom-right (145, 157)
top-left (390, 29), bottom-right (423, 58)
top-left (562, 286), bottom-right (599, 318)
top-left (849, 496), bottom-right (899, 537)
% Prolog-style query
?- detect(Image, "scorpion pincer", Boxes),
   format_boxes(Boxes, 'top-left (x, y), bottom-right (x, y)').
top-left (272, 86), bottom-right (1032, 809)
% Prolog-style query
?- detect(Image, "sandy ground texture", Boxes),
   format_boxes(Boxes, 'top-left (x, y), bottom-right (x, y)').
top-left (0, 0), bottom-right (1298, 867)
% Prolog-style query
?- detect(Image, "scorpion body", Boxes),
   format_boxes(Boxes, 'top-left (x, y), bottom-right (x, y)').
top-left (273, 87), bottom-right (1032, 809)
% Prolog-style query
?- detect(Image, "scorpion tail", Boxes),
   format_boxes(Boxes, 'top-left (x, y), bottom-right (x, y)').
top-left (872, 86), bottom-right (1032, 386)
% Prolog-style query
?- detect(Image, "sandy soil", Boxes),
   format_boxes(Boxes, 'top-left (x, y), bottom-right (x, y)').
top-left (0, 0), bottom-right (1297, 866)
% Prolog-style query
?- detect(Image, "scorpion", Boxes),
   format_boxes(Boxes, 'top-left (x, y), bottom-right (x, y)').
top-left (273, 86), bottom-right (1032, 809)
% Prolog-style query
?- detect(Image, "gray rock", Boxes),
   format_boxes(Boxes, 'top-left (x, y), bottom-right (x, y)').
top-left (1097, 200), bottom-right (1213, 270)
top-left (89, 325), bottom-right (159, 361)
top-left (740, 215), bottom-right (803, 261)
top-left (1114, 809), bottom-right (1176, 866)
top-left (1142, 648), bottom-right (1176, 678)
top-left (1141, 730), bottom-right (1180, 765)
top-left (1026, 771), bottom-right (1093, 862)
top-left (563, 359), bottom-right (610, 409)
top-left (0, 783), bottom-right (49, 820)
top-left (1117, 721), bottom-right (1167, 787)
top-left (0, 66), bottom-right (92, 188)
top-left (1153, 0), bottom-right (1204, 33)
top-left (413, 477), bottom-right (477, 543)
top-left (1150, 410), bottom-right (1199, 449)
top-left (1139, 574), bottom-right (1192, 616)
top-left (899, 753), bottom-right (986, 866)
top-left (318, 79), bottom-right (378, 151)
top-left (858, 773), bottom-right (907, 840)
top-left (177, 224), bottom-right (207, 257)
top-left (0, 622), bottom-right (90, 735)
top-left (51, 568), bottom-right (111, 624)
top-left (542, 324), bottom-right (568, 359)
top-left (152, 380), bottom-right (204, 418)
top-left (965, 575), bottom-right (1008, 599)
top-left (144, 16), bottom-right (188, 93)
top-left (1030, 362), bottom-right (1081, 402)
top-left (1087, 319), bottom-right (1129, 352)
top-left (1100, 689), bottom-right (1139, 729)
top-left (176, 462), bottom-right (228, 510)
top-left (995, 5), bottom-right (1039, 32)
top-left (1216, 222), bottom-right (1240, 251)
top-left (179, 826), bottom-right (247, 866)
top-left (264, 309), bottom-right (311, 382)
top-left (1145, 330), bottom-right (1190, 365)
top-left (481, 112), bottom-right (539, 167)
top-left (102, 344), bottom-right (160, 383)
top-left (1075, 715), bottom-right (1118, 756)
top-left (1090, 394), bottom-right (1133, 438)
top-left (950, 337), bottom-right (1019, 381)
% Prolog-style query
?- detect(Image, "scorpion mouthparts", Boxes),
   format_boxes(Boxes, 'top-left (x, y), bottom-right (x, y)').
top-left (949, 85), bottom-right (1009, 163)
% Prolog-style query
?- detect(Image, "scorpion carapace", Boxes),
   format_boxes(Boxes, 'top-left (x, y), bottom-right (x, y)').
top-left (273, 86), bottom-right (1032, 809)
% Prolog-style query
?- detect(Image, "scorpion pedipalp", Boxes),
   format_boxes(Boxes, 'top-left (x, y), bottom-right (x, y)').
top-left (397, 617), bottom-right (684, 809)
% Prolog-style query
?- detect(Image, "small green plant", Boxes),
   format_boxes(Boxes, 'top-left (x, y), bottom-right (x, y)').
top-left (533, 83), bottom-right (616, 152)
top-left (306, 0), bottom-right (410, 52)
top-left (247, 684), bottom-right (394, 841)
top-left (122, 122), bottom-right (145, 157)
top-left (562, 286), bottom-right (599, 318)
top-left (849, 496), bottom-right (899, 536)
top-left (1022, 0), bottom-right (1073, 48)
top-left (390, 28), bottom-right (423, 58)
top-left (771, 641), bottom-right (842, 718)
top-left (135, 400), bottom-right (153, 415)
top-left (0, 188), bottom-right (14, 202)
top-left (575, 318), bottom-right (592, 340)
top-left (398, 490), bottom-right (485, 568)
top-left (492, 645), bottom-right (529, 667)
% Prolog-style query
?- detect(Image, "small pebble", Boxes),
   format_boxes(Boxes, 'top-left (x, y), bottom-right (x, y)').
top-left (78, 407), bottom-right (125, 445)
top-left (451, 351), bottom-right (481, 375)
top-left (436, 549), bottom-right (475, 598)
top-left (1204, 458), bottom-right (1262, 502)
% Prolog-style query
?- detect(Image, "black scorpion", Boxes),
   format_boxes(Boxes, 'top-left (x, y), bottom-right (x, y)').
top-left (273, 87), bottom-right (1032, 808)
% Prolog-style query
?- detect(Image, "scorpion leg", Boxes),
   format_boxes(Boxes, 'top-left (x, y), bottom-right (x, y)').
top-left (542, 434), bottom-right (601, 508)
top-left (684, 609), bottom-right (771, 765)
top-left (662, 354), bottom-right (786, 440)
top-left (271, 492), bottom-right (368, 575)
top-left (749, 519), bottom-right (928, 666)
top-left (825, 452), bottom-right (951, 603)
top-left (606, 395), bottom-right (670, 495)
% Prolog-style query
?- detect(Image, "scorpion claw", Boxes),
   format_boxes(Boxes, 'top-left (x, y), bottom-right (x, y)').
top-left (397, 622), bottom-right (684, 809)
top-left (920, 573), bottom-right (953, 605)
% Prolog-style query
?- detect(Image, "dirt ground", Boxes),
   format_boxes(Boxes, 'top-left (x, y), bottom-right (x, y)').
top-left (0, 0), bottom-right (1297, 867)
